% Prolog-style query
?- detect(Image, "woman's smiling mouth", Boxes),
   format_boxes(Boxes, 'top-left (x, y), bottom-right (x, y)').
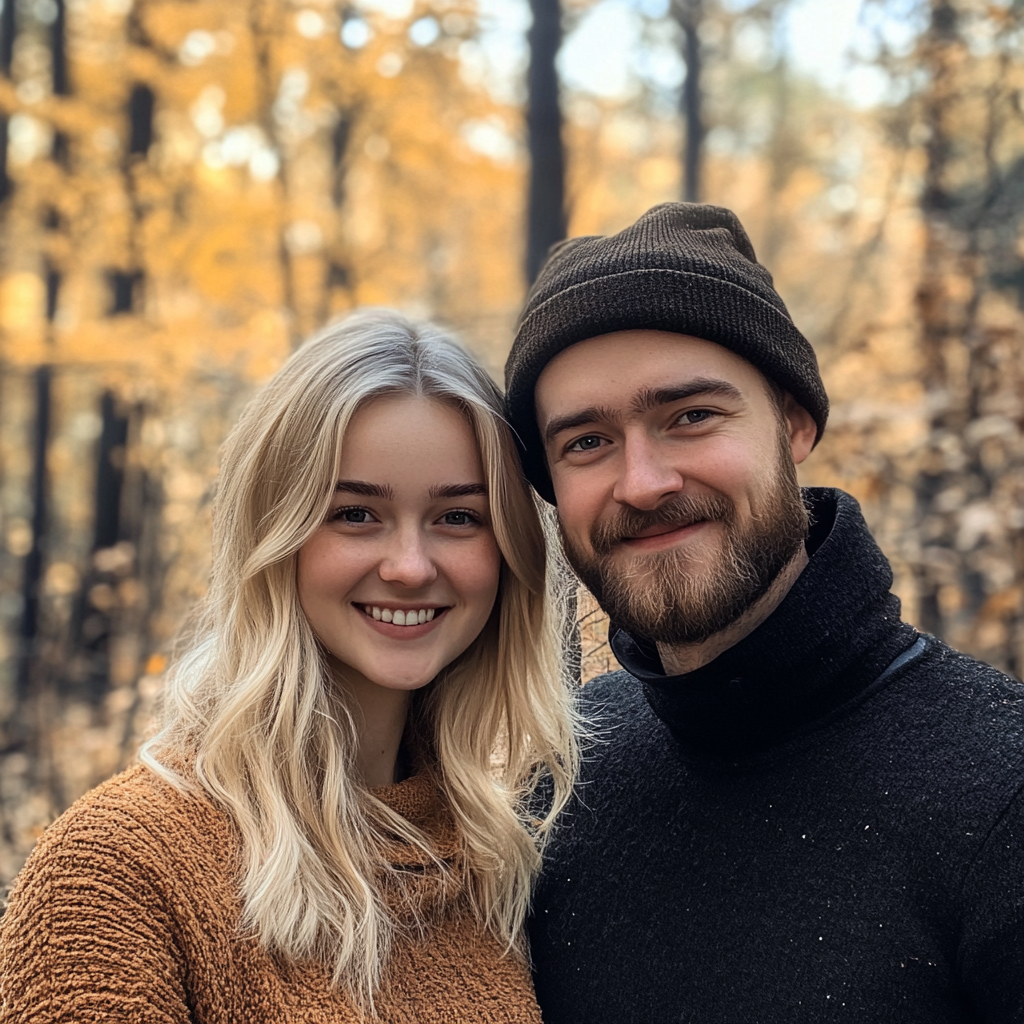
top-left (357, 604), bottom-right (447, 626)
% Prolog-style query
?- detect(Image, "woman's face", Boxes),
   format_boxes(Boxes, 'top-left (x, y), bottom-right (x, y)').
top-left (297, 394), bottom-right (501, 693)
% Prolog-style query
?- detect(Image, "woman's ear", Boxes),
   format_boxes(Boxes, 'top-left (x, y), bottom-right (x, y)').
top-left (783, 394), bottom-right (818, 465)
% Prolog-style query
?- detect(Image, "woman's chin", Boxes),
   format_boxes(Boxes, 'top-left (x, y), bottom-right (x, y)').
top-left (371, 672), bottom-right (437, 693)
top-left (356, 657), bottom-right (444, 693)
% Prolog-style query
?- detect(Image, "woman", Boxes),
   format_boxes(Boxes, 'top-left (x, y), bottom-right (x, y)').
top-left (0, 311), bottom-right (579, 1022)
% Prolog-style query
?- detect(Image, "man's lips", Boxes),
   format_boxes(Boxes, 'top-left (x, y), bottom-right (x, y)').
top-left (618, 519), bottom-right (712, 551)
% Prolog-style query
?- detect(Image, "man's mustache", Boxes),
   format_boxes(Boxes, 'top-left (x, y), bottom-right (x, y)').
top-left (589, 492), bottom-right (735, 556)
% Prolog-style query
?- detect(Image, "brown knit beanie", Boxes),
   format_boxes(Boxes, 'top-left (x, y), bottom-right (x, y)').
top-left (504, 202), bottom-right (828, 503)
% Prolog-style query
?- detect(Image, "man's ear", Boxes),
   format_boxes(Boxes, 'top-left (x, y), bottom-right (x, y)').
top-left (782, 394), bottom-right (818, 465)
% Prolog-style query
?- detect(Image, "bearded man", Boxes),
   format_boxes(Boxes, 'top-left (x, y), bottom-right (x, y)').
top-left (505, 203), bottom-right (1024, 1023)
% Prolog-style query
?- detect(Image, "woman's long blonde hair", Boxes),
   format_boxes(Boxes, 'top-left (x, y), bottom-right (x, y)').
top-left (140, 309), bottom-right (578, 1010)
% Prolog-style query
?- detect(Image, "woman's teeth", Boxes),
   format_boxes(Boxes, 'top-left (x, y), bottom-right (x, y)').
top-left (364, 606), bottom-right (436, 626)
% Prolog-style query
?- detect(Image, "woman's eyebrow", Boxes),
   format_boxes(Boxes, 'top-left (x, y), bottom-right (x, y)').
top-left (335, 480), bottom-right (394, 499)
top-left (430, 483), bottom-right (487, 499)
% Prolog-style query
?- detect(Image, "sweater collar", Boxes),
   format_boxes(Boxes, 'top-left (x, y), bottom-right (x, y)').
top-left (370, 769), bottom-right (465, 922)
top-left (609, 487), bottom-right (918, 757)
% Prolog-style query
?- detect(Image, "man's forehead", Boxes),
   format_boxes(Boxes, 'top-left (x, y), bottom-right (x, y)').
top-left (538, 330), bottom-right (752, 386)
top-left (535, 331), bottom-right (760, 421)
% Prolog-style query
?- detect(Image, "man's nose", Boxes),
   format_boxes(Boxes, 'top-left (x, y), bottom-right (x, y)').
top-left (378, 527), bottom-right (438, 589)
top-left (612, 434), bottom-right (684, 510)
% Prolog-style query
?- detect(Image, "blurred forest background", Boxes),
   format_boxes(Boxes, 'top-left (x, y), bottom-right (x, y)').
top-left (0, 0), bottom-right (1020, 888)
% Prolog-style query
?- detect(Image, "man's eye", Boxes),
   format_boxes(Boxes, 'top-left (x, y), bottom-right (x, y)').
top-left (568, 435), bottom-right (604, 452)
top-left (679, 410), bottom-right (713, 425)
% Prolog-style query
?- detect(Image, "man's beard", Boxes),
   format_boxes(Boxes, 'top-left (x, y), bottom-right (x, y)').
top-left (560, 436), bottom-right (809, 646)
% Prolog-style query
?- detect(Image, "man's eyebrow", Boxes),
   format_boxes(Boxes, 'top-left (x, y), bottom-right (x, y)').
top-left (631, 379), bottom-right (743, 414)
top-left (543, 379), bottom-right (744, 446)
top-left (335, 480), bottom-right (394, 499)
top-left (429, 483), bottom-right (487, 499)
top-left (544, 406), bottom-right (618, 445)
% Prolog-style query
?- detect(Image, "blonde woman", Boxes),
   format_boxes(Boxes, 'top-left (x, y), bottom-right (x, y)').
top-left (0, 311), bottom-right (578, 1023)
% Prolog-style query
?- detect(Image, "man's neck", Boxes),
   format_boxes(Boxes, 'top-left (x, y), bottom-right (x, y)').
top-left (657, 545), bottom-right (810, 677)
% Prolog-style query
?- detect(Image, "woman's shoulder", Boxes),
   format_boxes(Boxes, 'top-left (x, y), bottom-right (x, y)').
top-left (40, 761), bottom-right (229, 855)
top-left (0, 769), bottom-right (245, 1020)
top-left (8, 761), bottom-right (238, 915)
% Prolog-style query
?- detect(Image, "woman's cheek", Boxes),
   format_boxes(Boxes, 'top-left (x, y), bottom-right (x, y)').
top-left (455, 536), bottom-right (501, 611)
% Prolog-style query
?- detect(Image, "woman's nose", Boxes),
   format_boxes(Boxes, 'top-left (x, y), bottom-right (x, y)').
top-left (378, 528), bottom-right (438, 589)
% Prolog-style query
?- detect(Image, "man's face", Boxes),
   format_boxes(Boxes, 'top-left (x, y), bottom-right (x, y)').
top-left (535, 330), bottom-right (818, 645)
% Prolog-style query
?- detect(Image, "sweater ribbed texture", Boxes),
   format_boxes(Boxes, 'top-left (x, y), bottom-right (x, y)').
top-left (0, 764), bottom-right (541, 1023)
top-left (529, 488), bottom-right (1024, 1023)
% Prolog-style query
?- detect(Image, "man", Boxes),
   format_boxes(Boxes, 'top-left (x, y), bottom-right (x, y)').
top-left (505, 203), bottom-right (1024, 1023)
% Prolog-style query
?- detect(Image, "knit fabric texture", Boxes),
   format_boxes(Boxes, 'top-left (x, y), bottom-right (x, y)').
top-left (0, 764), bottom-right (541, 1024)
top-left (529, 488), bottom-right (1024, 1023)
top-left (505, 202), bottom-right (829, 503)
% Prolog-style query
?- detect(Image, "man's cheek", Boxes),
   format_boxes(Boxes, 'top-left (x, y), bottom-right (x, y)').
top-left (560, 498), bottom-right (602, 554)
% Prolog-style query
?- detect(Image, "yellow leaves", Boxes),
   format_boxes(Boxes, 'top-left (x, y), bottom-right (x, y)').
top-left (246, 308), bottom-right (293, 377)
top-left (43, 561), bottom-right (81, 597)
top-left (0, 0), bottom-right (533, 385)
top-left (0, 273), bottom-right (47, 338)
top-left (6, 520), bottom-right (34, 558)
top-left (145, 652), bottom-right (168, 675)
top-left (0, 77), bottom-right (19, 115)
top-left (637, 156), bottom-right (677, 193)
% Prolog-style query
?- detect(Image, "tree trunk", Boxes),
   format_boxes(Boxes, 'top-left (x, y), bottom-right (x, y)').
top-left (51, 0), bottom-right (68, 96)
top-left (0, 0), bottom-right (14, 76)
top-left (16, 365), bottom-right (53, 706)
top-left (912, 0), bottom-right (965, 639)
top-left (0, 0), bottom-right (16, 202)
top-left (676, 0), bottom-right (703, 203)
top-left (526, 0), bottom-right (566, 285)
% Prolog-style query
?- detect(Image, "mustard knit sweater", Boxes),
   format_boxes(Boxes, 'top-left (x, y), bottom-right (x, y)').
top-left (0, 764), bottom-right (542, 1023)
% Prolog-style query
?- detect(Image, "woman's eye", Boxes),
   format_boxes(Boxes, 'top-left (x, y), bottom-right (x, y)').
top-left (330, 507), bottom-right (374, 524)
top-left (441, 509), bottom-right (478, 527)
top-left (568, 435), bottom-right (604, 453)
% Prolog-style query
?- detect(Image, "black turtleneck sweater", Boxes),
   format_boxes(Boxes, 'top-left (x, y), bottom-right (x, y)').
top-left (530, 489), bottom-right (1024, 1024)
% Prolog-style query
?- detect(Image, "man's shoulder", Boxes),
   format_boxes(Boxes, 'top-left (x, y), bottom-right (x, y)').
top-left (898, 634), bottom-right (1024, 730)
top-left (575, 669), bottom-right (679, 785)
top-left (580, 667), bottom-right (639, 704)
top-left (579, 669), bottom-right (662, 735)
top-left (844, 635), bottom-right (1024, 830)
top-left (902, 635), bottom-right (1024, 749)
top-left (918, 632), bottom-right (1021, 683)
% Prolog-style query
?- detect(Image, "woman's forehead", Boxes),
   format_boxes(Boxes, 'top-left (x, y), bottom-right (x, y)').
top-left (335, 395), bottom-right (486, 497)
